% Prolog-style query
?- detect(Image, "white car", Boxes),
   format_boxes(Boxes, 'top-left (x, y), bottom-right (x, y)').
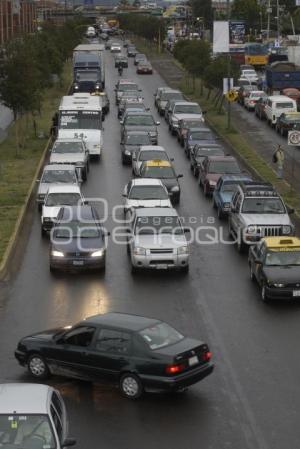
top-left (240, 69), bottom-right (258, 83)
top-left (111, 42), bottom-right (121, 53)
top-left (50, 138), bottom-right (89, 181)
top-left (0, 383), bottom-right (75, 448)
top-left (123, 178), bottom-right (171, 213)
top-left (244, 91), bottom-right (265, 110)
top-left (41, 185), bottom-right (84, 236)
top-left (169, 101), bottom-right (204, 135)
top-left (132, 145), bottom-right (173, 176)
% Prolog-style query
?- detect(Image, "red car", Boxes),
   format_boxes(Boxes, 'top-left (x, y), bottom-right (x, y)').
top-left (137, 61), bottom-right (153, 74)
top-left (198, 156), bottom-right (241, 196)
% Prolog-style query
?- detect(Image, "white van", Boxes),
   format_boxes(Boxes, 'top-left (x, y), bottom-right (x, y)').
top-left (265, 95), bottom-right (297, 126)
top-left (58, 94), bottom-right (103, 159)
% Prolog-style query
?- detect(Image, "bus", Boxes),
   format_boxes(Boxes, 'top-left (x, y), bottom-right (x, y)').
top-left (244, 43), bottom-right (268, 68)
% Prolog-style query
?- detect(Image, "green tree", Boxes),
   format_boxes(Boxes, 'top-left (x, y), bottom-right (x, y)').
top-left (188, 0), bottom-right (213, 28)
top-left (231, 0), bottom-right (261, 31)
top-left (203, 55), bottom-right (239, 90)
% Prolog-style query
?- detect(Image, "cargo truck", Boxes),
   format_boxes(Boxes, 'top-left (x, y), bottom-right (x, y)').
top-left (265, 62), bottom-right (300, 94)
top-left (73, 44), bottom-right (105, 89)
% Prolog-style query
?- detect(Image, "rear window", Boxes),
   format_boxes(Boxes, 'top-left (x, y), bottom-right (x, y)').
top-left (275, 102), bottom-right (294, 109)
top-left (139, 322), bottom-right (184, 350)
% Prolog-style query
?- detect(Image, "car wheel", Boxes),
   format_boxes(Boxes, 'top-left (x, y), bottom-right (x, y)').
top-left (193, 166), bottom-right (198, 177)
top-left (180, 138), bottom-right (184, 148)
top-left (122, 155), bottom-right (126, 165)
top-left (261, 284), bottom-right (269, 303)
top-left (49, 265), bottom-right (57, 275)
top-left (82, 168), bottom-right (87, 181)
top-left (41, 227), bottom-right (46, 238)
top-left (38, 203), bottom-right (42, 213)
top-left (181, 264), bottom-right (189, 274)
top-left (217, 207), bottom-right (223, 219)
top-left (237, 233), bottom-right (245, 253)
top-left (28, 354), bottom-right (49, 379)
top-left (120, 373), bottom-right (143, 399)
top-left (249, 263), bottom-right (255, 281)
top-left (228, 219), bottom-right (233, 239)
top-left (204, 183), bottom-right (210, 197)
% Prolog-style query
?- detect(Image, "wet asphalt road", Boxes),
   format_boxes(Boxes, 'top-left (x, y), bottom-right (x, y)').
top-left (1, 48), bottom-right (300, 449)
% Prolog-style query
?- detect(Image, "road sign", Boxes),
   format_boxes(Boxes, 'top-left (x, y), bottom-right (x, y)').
top-left (225, 89), bottom-right (238, 102)
top-left (223, 77), bottom-right (233, 94)
top-left (288, 130), bottom-right (300, 145)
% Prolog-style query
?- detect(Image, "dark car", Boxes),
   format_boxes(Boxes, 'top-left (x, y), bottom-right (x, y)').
top-left (190, 144), bottom-right (225, 177)
top-left (177, 118), bottom-right (205, 146)
top-left (275, 112), bottom-right (300, 136)
top-left (254, 95), bottom-right (268, 120)
top-left (198, 156), bottom-right (241, 196)
top-left (134, 53), bottom-right (146, 65)
top-left (157, 89), bottom-right (184, 116)
top-left (73, 70), bottom-right (102, 93)
top-left (115, 55), bottom-right (128, 68)
top-left (213, 174), bottom-right (252, 219)
top-left (117, 93), bottom-right (143, 118)
top-left (137, 61), bottom-right (153, 74)
top-left (184, 128), bottom-right (217, 159)
top-left (183, 127), bottom-right (212, 157)
top-left (138, 160), bottom-right (182, 204)
top-left (14, 312), bottom-right (214, 399)
top-left (49, 206), bottom-right (108, 273)
top-left (121, 111), bottom-right (160, 145)
top-left (248, 237), bottom-right (300, 302)
top-left (238, 85), bottom-right (258, 106)
top-left (127, 45), bottom-right (137, 57)
top-left (119, 102), bottom-right (147, 121)
top-left (121, 130), bottom-right (152, 164)
top-left (115, 80), bottom-right (140, 105)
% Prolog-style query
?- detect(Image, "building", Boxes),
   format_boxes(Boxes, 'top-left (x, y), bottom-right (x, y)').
top-left (0, 0), bottom-right (37, 46)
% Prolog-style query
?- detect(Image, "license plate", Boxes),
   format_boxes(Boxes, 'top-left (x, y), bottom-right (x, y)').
top-left (293, 290), bottom-right (300, 297)
top-left (73, 260), bottom-right (84, 266)
top-left (188, 356), bottom-right (198, 366)
top-left (157, 264), bottom-right (168, 270)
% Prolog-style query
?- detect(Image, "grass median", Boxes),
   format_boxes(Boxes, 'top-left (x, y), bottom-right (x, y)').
top-left (0, 62), bottom-right (71, 266)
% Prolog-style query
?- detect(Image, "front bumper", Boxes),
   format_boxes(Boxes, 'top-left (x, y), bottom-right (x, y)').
top-left (140, 362), bottom-right (214, 391)
top-left (168, 190), bottom-right (180, 204)
top-left (131, 252), bottom-right (189, 270)
top-left (265, 286), bottom-right (300, 300)
top-left (15, 349), bottom-right (27, 366)
top-left (122, 151), bottom-right (133, 163)
top-left (50, 255), bottom-right (105, 271)
top-left (42, 219), bottom-right (55, 232)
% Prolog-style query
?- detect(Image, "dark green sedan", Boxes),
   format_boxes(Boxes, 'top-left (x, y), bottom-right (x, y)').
top-left (275, 112), bottom-right (300, 136)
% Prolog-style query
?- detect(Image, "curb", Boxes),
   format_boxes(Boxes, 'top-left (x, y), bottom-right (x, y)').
top-left (0, 137), bottom-right (52, 281)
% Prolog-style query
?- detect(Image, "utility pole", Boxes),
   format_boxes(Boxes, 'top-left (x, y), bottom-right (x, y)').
top-left (227, 0), bottom-right (231, 130)
top-left (267, 0), bottom-right (271, 40)
top-left (276, 0), bottom-right (280, 40)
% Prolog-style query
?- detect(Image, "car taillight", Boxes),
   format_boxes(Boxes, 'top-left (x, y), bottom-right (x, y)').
top-left (249, 100), bottom-right (255, 104)
top-left (166, 363), bottom-right (186, 374)
top-left (182, 129), bottom-right (188, 135)
top-left (202, 351), bottom-right (212, 362)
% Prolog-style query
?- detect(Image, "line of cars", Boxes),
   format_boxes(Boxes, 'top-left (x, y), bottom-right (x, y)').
top-left (153, 84), bottom-right (300, 303)
top-left (12, 40), bottom-right (215, 409)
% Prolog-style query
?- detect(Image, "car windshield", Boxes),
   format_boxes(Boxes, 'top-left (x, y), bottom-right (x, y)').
top-left (55, 221), bottom-right (100, 238)
top-left (121, 91), bottom-right (139, 98)
top-left (45, 193), bottom-right (81, 206)
top-left (284, 114), bottom-right (300, 121)
top-left (139, 151), bottom-right (167, 161)
top-left (208, 161), bottom-right (241, 174)
top-left (189, 131), bottom-right (210, 140)
top-left (242, 198), bottom-right (285, 213)
top-left (125, 115), bottom-right (155, 126)
top-left (143, 166), bottom-right (175, 179)
top-left (139, 322), bottom-right (184, 350)
top-left (174, 105), bottom-right (201, 114)
top-left (125, 134), bottom-right (151, 145)
top-left (119, 84), bottom-right (138, 92)
top-left (250, 91), bottom-right (264, 98)
top-left (161, 92), bottom-right (183, 101)
top-left (275, 102), bottom-right (294, 109)
top-left (181, 120), bottom-right (203, 128)
top-left (76, 72), bottom-right (98, 81)
top-left (136, 54), bottom-right (146, 59)
top-left (0, 414), bottom-right (56, 449)
top-left (129, 186), bottom-right (168, 200)
top-left (52, 141), bottom-right (84, 153)
top-left (243, 70), bottom-right (256, 76)
top-left (221, 181), bottom-right (242, 192)
top-left (135, 216), bottom-right (183, 235)
top-left (264, 250), bottom-right (300, 266)
top-left (42, 170), bottom-right (76, 184)
top-left (195, 148), bottom-right (224, 159)
top-left (59, 111), bottom-right (101, 130)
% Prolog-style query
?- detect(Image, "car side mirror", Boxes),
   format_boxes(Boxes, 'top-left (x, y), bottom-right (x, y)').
top-left (119, 120), bottom-right (124, 125)
top-left (62, 438), bottom-right (76, 447)
top-left (132, 155), bottom-right (137, 161)
top-left (202, 110), bottom-right (207, 114)
top-left (170, 158), bottom-right (174, 161)
top-left (36, 179), bottom-right (40, 183)
top-left (177, 174), bottom-right (183, 178)
top-left (183, 227), bottom-right (190, 233)
top-left (288, 207), bottom-right (295, 214)
top-left (254, 259), bottom-right (262, 265)
top-left (122, 193), bottom-right (127, 197)
top-left (156, 121), bottom-right (160, 126)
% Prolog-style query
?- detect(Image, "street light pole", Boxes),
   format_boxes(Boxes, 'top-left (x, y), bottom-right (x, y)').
top-left (227, 0), bottom-right (231, 130)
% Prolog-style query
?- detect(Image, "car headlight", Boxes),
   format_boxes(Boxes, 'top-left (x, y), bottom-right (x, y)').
top-left (95, 84), bottom-right (100, 90)
top-left (177, 246), bottom-right (188, 255)
top-left (133, 247), bottom-right (146, 255)
top-left (171, 186), bottom-right (180, 192)
top-left (149, 131), bottom-right (156, 136)
top-left (247, 225), bottom-right (256, 234)
top-left (124, 149), bottom-right (131, 155)
top-left (74, 85), bottom-right (79, 90)
top-left (273, 283), bottom-right (285, 288)
top-left (282, 225), bottom-right (292, 235)
top-left (51, 250), bottom-right (64, 258)
top-left (91, 249), bottom-right (105, 258)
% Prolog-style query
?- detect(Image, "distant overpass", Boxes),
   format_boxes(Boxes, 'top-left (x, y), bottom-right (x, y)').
top-left (48, 8), bottom-right (152, 19)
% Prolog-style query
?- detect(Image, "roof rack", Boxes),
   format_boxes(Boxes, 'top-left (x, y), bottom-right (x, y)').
top-left (239, 181), bottom-right (279, 197)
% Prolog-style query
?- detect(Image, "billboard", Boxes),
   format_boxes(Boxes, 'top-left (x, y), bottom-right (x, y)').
top-left (12, 0), bottom-right (20, 15)
top-left (213, 21), bottom-right (229, 53)
top-left (229, 21), bottom-right (246, 45)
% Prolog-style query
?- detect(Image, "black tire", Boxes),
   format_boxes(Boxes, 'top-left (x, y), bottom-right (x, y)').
top-left (249, 263), bottom-right (255, 281)
top-left (41, 227), bottom-right (46, 238)
top-left (217, 207), bottom-right (223, 219)
top-left (82, 168), bottom-right (87, 181)
top-left (49, 265), bottom-right (57, 275)
top-left (204, 183), bottom-right (210, 197)
top-left (28, 354), bottom-right (50, 380)
top-left (119, 372), bottom-right (143, 399)
top-left (261, 284), bottom-right (269, 303)
top-left (237, 233), bottom-right (245, 253)
top-left (38, 203), bottom-right (42, 213)
top-left (181, 265), bottom-right (189, 274)
top-left (212, 198), bottom-right (217, 210)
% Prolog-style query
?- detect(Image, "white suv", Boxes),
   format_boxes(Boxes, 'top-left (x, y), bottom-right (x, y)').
top-left (123, 178), bottom-right (171, 213)
top-left (0, 383), bottom-right (75, 448)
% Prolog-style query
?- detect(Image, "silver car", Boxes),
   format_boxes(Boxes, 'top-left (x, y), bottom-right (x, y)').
top-left (0, 383), bottom-right (75, 448)
top-left (50, 138), bottom-right (89, 181)
top-left (127, 207), bottom-right (189, 272)
top-left (132, 145), bottom-right (173, 176)
top-left (36, 164), bottom-right (79, 212)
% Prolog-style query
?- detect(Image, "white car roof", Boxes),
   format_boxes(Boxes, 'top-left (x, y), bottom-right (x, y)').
top-left (43, 164), bottom-right (76, 172)
top-left (139, 145), bottom-right (166, 152)
top-left (268, 95), bottom-right (295, 101)
top-left (174, 101), bottom-right (198, 106)
top-left (0, 384), bottom-right (52, 415)
top-left (47, 184), bottom-right (81, 194)
top-left (131, 178), bottom-right (164, 186)
top-left (53, 138), bottom-right (84, 144)
top-left (135, 207), bottom-right (178, 217)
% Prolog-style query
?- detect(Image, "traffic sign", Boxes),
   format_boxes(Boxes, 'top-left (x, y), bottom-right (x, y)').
top-left (288, 130), bottom-right (300, 145)
top-left (225, 89), bottom-right (238, 102)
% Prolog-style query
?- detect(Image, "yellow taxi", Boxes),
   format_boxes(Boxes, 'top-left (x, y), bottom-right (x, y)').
top-left (248, 237), bottom-right (300, 302)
